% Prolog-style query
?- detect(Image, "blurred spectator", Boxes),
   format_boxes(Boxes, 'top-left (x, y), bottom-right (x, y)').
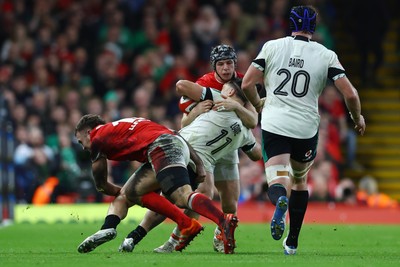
top-left (266, 0), bottom-right (290, 37)
top-left (236, 50), bottom-right (252, 76)
top-left (335, 177), bottom-right (357, 205)
top-left (308, 160), bottom-right (338, 202)
top-left (312, 7), bottom-right (334, 49)
top-left (130, 84), bottom-right (153, 119)
top-left (357, 175), bottom-right (398, 208)
top-left (52, 125), bottom-right (81, 197)
top-left (221, 1), bottom-right (255, 50)
top-left (246, 14), bottom-right (272, 54)
top-left (238, 152), bottom-right (265, 202)
top-left (13, 126), bottom-right (57, 203)
top-left (103, 90), bottom-right (121, 120)
top-left (319, 84), bottom-right (361, 171)
top-left (192, 5), bottom-right (221, 63)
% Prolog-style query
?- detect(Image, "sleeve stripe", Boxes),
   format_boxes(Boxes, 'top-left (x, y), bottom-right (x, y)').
top-left (328, 67), bottom-right (345, 81)
top-left (241, 143), bottom-right (256, 152)
top-left (252, 59), bottom-right (265, 72)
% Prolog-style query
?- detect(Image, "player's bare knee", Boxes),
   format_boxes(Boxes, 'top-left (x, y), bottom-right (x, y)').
top-left (169, 185), bottom-right (192, 208)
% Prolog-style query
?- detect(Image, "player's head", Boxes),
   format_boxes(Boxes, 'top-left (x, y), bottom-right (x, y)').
top-left (75, 114), bottom-right (106, 150)
top-left (75, 114), bottom-right (105, 134)
top-left (289, 6), bottom-right (317, 34)
top-left (210, 44), bottom-right (237, 70)
top-left (224, 78), bottom-right (248, 105)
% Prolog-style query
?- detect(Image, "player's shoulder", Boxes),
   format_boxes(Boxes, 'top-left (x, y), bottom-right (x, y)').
top-left (196, 72), bottom-right (215, 83)
top-left (267, 36), bottom-right (291, 46)
top-left (310, 40), bottom-right (336, 55)
top-left (197, 72), bottom-right (224, 90)
top-left (236, 71), bottom-right (244, 78)
top-left (260, 37), bottom-right (291, 53)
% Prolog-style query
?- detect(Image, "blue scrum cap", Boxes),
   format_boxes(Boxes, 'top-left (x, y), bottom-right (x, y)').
top-left (289, 6), bottom-right (317, 34)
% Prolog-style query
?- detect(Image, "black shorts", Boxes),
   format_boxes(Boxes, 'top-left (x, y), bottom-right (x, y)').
top-left (261, 130), bottom-right (318, 163)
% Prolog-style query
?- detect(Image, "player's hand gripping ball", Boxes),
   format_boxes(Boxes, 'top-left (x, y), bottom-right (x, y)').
top-left (179, 96), bottom-right (198, 114)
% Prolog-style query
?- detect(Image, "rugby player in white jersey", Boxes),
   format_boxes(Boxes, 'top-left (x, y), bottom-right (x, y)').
top-left (242, 5), bottom-right (366, 255)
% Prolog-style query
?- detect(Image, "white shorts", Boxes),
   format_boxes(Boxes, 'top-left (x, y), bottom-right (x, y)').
top-left (214, 161), bottom-right (239, 182)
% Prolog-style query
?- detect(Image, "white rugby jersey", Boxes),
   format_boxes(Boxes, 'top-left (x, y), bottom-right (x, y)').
top-left (253, 35), bottom-right (345, 138)
top-left (179, 88), bottom-right (257, 173)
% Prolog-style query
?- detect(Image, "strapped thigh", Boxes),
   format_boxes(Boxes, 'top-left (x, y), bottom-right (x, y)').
top-left (265, 165), bottom-right (291, 184)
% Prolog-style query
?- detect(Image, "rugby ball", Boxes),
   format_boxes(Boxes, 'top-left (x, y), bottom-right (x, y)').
top-left (179, 96), bottom-right (198, 114)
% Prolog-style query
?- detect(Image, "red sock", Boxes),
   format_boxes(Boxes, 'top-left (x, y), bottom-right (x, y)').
top-left (141, 192), bottom-right (191, 229)
top-left (188, 193), bottom-right (224, 226)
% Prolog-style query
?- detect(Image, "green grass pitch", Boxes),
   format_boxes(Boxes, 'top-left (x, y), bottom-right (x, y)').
top-left (1, 222), bottom-right (399, 267)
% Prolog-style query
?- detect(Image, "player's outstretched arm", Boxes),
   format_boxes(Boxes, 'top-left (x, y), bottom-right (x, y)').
top-left (92, 156), bottom-right (121, 196)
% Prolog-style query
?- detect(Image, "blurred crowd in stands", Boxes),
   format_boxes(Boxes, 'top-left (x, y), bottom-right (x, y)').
top-left (0, 0), bottom-right (395, 207)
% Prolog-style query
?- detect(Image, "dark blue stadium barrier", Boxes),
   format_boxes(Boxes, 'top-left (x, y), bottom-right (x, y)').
top-left (0, 95), bottom-right (15, 224)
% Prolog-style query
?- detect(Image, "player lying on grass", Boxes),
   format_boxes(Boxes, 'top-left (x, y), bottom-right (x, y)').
top-left (75, 114), bottom-right (239, 254)
top-left (76, 78), bottom-right (262, 254)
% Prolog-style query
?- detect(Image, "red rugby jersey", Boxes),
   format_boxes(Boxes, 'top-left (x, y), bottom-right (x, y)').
top-left (90, 117), bottom-right (173, 162)
top-left (196, 71), bottom-right (244, 90)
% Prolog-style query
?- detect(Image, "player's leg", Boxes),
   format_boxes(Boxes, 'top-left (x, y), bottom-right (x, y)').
top-left (169, 181), bottom-right (238, 254)
top-left (283, 133), bottom-right (317, 255)
top-left (214, 162), bottom-right (240, 214)
top-left (262, 131), bottom-right (292, 241)
top-left (154, 171), bottom-right (215, 253)
top-left (118, 164), bottom-right (169, 252)
top-left (213, 161), bottom-right (240, 253)
top-left (77, 164), bottom-right (153, 253)
top-left (77, 193), bottom-right (128, 253)
top-left (124, 166), bottom-right (197, 239)
top-left (214, 179), bottom-right (239, 253)
top-left (78, 164), bottom-right (155, 253)
top-left (282, 160), bottom-right (312, 255)
top-left (150, 134), bottom-right (238, 254)
top-left (265, 157), bottom-right (291, 241)
top-left (120, 209), bottom-right (166, 252)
